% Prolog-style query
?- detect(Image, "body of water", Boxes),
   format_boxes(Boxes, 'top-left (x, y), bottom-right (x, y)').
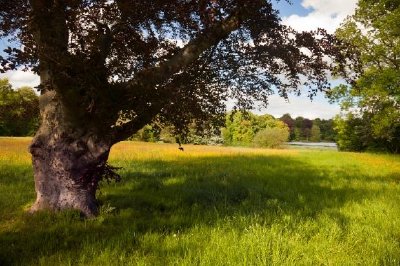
top-left (286, 142), bottom-right (337, 149)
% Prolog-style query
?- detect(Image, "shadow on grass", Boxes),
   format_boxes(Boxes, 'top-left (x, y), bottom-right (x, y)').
top-left (0, 154), bottom-right (382, 264)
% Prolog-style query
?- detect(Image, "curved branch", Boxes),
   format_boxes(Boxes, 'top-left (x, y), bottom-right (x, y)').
top-left (110, 8), bottom-right (250, 143)
top-left (124, 8), bottom-right (245, 91)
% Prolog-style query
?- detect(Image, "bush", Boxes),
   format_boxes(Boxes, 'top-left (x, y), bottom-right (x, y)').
top-left (334, 114), bottom-right (400, 153)
top-left (253, 126), bottom-right (289, 148)
top-left (0, 80), bottom-right (39, 136)
top-left (222, 111), bottom-right (286, 146)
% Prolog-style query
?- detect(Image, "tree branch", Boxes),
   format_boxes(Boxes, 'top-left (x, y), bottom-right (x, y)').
top-left (110, 8), bottom-right (248, 143)
top-left (126, 9), bottom-right (242, 91)
top-left (29, 0), bottom-right (69, 90)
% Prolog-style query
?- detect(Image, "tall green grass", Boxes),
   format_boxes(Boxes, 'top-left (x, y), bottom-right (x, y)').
top-left (0, 138), bottom-right (399, 265)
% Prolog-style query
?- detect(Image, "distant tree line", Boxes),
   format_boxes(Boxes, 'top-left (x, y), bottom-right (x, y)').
top-left (0, 82), bottom-right (333, 149)
top-left (2, 70), bottom-right (397, 154)
top-left (279, 113), bottom-right (336, 142)
top-left (131, 111), bottom-right (336, 148)
top-left (129, 121), bottom-right (224, 145)
top-left (0, 78), bottom-right (39, 136)
top-left (131, 111), bottom-right (290, 148)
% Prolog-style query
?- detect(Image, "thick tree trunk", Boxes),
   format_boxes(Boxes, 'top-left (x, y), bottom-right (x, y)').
top-left (29, 91), bottom-right (111, 217)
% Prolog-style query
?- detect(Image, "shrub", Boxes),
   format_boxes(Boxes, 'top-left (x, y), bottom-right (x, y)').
top-left (222, 111), bottom-right (285, 146)
top-left (253, 126), bottom-right (289, 148)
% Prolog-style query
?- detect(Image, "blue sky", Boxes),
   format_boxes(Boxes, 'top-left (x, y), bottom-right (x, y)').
top-left (0, 0), bottom-right (358, 119)
top-left (273, 0), bottom-right (311, 17)
top-left (263, 0), bottom-right (358, 119)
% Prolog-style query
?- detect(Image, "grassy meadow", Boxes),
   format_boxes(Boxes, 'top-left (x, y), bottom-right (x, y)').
top-left (0, 137), bottom-right (400, 265)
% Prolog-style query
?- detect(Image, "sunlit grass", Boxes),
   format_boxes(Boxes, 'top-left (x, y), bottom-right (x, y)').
top-left (0, 137), bottom-right (399, 265)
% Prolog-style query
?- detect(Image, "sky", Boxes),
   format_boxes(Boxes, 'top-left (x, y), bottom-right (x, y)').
top-left (0, 0), bottom-right (358, 119)
top-left (263, 0), bottom-right (358, 119)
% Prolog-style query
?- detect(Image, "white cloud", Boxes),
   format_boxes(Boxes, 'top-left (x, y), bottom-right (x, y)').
top-left (0, 70), bottom-right (40, 89)
top-left (259, 93), bottom-right (340, 119)
top-left (282, 0), bottom-right (358, 33)
top-left (260, 1), bottom-right (357, 119)
top-left (226, 92), bottom-right (340, 119)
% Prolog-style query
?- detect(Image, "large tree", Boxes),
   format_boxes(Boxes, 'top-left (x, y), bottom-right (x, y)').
top-left (331, 0), bottom-right (400, 153)
top-left (0, 0), bottom-right (346, 216)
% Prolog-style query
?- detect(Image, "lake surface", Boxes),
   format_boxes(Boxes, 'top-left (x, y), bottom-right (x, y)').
top-left (286, 142), bottom-right (337, 149)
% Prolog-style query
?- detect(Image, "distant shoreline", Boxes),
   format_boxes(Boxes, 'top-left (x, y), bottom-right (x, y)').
top-left (286, 142), bottom-right (337, 149)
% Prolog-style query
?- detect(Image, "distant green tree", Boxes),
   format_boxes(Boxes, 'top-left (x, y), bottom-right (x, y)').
top-left (292, 116), bottom-right (314, 141)
top-left (317, 119), bottom-right (336, 142)
top-left (253, 126), bottom-right (289, 148)
top-left (293, 116), bottom-right (303, 141)
top-left (186, 122), bottom-right (223, 145)
top-left (222, 111), bottom-right (285, 147)
top-left (223, 112), bottom-right (256, 146)
top-left (131, 120), bottom-right (223, 145)
top-left (302, 118), bottom-right (313, 141)
top-left (293, 128), bottom-right (301, 141)
top-left (281, 115), bottom-right (335, 142)
top-left (0, 78), bottom-right (39, 136)
top-left (129, 124), bottom-right (160, 142)
top-left (279, 113), bottom-right (295, 140)
top-left (334, 112), bottom-right (399, 152)
top-left (334, 114), bottom-right (369, 151)
top-left (310, 124), bottom-right (321, 142)
top-left (159, 126), bottom-right (176, 144)
top-left (331, 0), bottom-right (400, 153)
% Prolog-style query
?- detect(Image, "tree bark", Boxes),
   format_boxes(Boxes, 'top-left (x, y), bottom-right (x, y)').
top-left (29, 90), bottom-right (111, 217)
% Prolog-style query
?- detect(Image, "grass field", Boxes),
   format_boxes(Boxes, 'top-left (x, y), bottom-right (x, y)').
top-left (0, 137), bottom-right (400, 265)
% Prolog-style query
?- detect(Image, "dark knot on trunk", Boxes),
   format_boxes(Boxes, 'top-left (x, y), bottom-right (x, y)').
top-left (80, 162), bottom-right (122, 189)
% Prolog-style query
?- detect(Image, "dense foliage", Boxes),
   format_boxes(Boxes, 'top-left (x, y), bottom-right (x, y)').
top-left (0, 78), bottom-right (39, 136)
top-left (131, 112), bottom-right (288, 147)
top-left (331, 0), bottom-right (400, 153)
top-left (253, 126), bottom-right (289, 148)
top-left (222, 111), bottom-right (288, 147)
top-left (279, 113), bottom-right (336, 142)
top-left (130, 122), bottom-right (223, 145)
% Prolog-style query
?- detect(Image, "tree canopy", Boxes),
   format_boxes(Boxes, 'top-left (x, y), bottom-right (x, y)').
top-left (331, 0), bottom-right (400, 153)
top-left (1, 0), bottom-right (347, 142)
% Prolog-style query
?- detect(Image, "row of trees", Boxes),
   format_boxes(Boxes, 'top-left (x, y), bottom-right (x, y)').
top-left (0, 78), bottom-right (39, 136)
top-left (130, 123), bottom-right (223, 145)
top-left (131, 112), bottom-right (290, 148)
top-left (0, 78), bottom-right (335, 147)
top-left (279, 114), bottom-right (335, 142)
top-left (0, 80), bottom-right (330, 147)
top-left (0, 82), bottom-right (336, 147)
